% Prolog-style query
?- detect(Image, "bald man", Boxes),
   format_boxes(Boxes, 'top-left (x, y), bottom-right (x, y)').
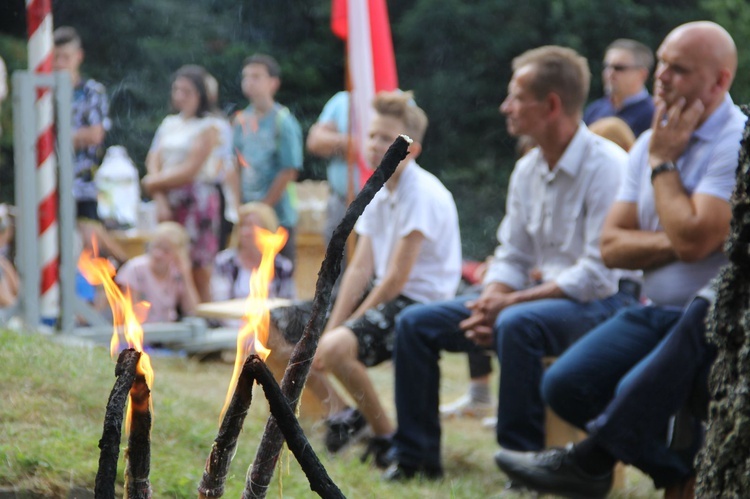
top-left (493, 21), bottom-right (746, 497)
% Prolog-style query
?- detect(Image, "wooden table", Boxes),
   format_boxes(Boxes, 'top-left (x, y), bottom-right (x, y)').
top-left (195, 298), bottom-right (292, 320)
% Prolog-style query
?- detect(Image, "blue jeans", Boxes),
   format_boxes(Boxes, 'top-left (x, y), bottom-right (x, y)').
top-left (542, 305), bottom-right (683, 430)
top-left (391, 291), bottom-right (635, 469)
top-left (585, 297), bottom-right (714, 488)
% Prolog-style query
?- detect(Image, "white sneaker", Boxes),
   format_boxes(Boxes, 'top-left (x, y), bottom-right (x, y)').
top-left (439, 394), bottom-right (495, 419)
top-left (481, 416), bottom-right (497, 429)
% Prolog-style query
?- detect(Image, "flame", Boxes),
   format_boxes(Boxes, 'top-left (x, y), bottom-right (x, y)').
top-left (78, 238), bottom-right (155, 429)
top-left (222, 225), bottom-right (287, 417)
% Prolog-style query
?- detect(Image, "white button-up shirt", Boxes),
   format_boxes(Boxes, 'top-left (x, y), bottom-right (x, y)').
top-left (484, 125), bottom-right (629, 302)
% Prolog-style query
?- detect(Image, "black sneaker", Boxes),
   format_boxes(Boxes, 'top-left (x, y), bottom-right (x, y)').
top-left (360, 435), bottom-right (394, 469)
top-left (493, 444), bottom-right (612, 499)
top-left (324, 407), bottom-right (369, 453)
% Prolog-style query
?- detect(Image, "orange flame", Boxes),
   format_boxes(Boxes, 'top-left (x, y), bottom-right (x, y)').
top-left (78, 238), bottom-right (155, 429)
top-left (222, 225), bottom-right (287, 417)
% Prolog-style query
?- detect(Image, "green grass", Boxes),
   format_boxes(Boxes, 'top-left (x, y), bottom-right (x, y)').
top-left (0, 329), bottom-right (660, 497)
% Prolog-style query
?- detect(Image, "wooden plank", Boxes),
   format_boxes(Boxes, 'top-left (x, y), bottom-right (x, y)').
top-left (194, 298), bottom-right (292, 320)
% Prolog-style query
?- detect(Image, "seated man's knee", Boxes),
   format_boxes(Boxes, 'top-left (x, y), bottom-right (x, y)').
top-left (541, 362), bottom-right (578, 421)
top-left (396, 303), bottom-right (429, 332)
top-left (496, 307), bottom-right (542, 354)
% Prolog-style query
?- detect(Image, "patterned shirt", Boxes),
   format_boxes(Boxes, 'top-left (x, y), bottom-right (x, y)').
top-left (210, 248), bottom-right (295, 302)
top-left (232, 103), bottom-right (303, 228)
top-left (72, 78), bottom-right (110, 201)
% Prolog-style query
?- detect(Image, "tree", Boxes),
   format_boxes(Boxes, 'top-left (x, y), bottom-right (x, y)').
top-left (696, 109), bottom-right (750, 498)
top-left (1, 0), bottom-right (736, 258)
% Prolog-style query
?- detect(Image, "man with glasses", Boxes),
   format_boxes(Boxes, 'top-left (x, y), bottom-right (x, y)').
top-left (584, 39), bottom-right (655, 136)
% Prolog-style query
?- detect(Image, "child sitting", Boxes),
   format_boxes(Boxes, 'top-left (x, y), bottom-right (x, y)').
top-left (115, 222), bottom-right (199, 323)
top-left (307, 90), bottom-right (462, 466)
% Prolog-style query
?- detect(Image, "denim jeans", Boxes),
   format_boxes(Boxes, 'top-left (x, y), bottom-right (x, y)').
top-left (585, 297), bottom-right (714, 488)
top-left (542, 304), bottom-right (684, 430)
top-left (391, 291), bottom-right (636, 469)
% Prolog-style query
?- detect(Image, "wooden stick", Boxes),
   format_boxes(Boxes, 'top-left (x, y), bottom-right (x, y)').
top-left (95, 348), bottom-right (141, 499)
top-left (125, 370), bottom-right (153, 498)
top-left (198, 355), bottom-right (257, 498)
top-left (248, 355), bottom-right (344, 498)
top-left (245, 135), bottom-right (411, 498)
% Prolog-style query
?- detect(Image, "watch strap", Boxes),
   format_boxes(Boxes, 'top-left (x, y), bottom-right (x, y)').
top-left (651, 161), bottom-right (677, 182)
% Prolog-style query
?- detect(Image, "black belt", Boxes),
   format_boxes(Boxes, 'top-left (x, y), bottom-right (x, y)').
top-left (618, 278), bottom-right (641, 299)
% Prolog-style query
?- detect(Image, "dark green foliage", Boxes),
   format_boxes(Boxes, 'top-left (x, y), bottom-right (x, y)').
top-left (0, 0), bottom-right (738, 258)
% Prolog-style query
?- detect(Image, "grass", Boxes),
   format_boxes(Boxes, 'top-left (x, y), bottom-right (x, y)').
top-left (0, 329), bottom-right (660, 498)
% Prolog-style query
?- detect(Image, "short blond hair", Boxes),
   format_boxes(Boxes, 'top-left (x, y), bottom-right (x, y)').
top-left (228, 202), bottom-right (280, 249)
top-left (512, 46), bottom-right (590, 116)
top-left (151, 222), bottom-right (190, 251)
top-left (588, 117), bottom-right (636, 152)
top-left (372, 90), bottom-right (429, 143)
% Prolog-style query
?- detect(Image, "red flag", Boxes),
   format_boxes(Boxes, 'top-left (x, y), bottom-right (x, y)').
top-left (331, 0), bottom-right (398, 187)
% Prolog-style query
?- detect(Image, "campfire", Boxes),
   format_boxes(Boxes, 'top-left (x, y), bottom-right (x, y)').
top-left (87, 135), bottom-right (411, 498)
top-left (78, 241), bottom-right (154, 499)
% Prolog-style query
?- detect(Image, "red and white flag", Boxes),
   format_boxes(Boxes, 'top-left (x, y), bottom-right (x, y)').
top-left (331, 0), bottom-right (398, 186)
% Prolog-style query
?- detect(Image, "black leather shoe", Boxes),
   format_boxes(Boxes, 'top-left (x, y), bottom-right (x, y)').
top-left (382, 462), bottom-right (443, 482)
top-left (493, 445), bottom-right (612, 498)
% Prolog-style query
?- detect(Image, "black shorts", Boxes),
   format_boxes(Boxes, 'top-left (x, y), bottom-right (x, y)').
top-left (270, 294), bottom-right (417, 367)
top-left (344, 295), bottom-right (417, 367)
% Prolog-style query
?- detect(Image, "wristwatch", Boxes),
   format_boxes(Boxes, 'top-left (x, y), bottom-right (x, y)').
top-left (651, 161), bottom-right (677, 183)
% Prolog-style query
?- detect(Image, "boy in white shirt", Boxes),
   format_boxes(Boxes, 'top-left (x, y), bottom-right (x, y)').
top-left (308, 90), bottom-right (462, 465)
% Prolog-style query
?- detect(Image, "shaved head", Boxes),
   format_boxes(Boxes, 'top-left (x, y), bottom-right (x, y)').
top-left (654, 21), bottom-right (737, 120)
top-left (662, 21), bottom-right (737, 85)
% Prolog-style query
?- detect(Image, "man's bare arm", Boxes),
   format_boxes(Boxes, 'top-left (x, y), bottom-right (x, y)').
top-left (600, 201), bottom-right (678, 270)
top-left (306, 122), bottom-right (348, 158)
top-left (324, 235), bottom-right (375, 331)
top-left (262, 168), bottom-right (298, 207)
top-left (73, 124), bottom-right (105, 150)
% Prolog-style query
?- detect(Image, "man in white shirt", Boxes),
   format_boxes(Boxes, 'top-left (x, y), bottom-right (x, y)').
top-left (385, 46), bottom-right (640, 481)
top-left (494, 21), bottom-right (745, 497)
top-left (307, 90), bottom-right (462, 466)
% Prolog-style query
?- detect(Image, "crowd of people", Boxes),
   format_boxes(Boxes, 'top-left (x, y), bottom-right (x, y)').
top-left (1, 18), bottom-right (746, 497)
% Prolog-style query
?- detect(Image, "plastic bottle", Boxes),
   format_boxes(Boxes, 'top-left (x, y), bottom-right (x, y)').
top-left (95, 146), bottom-right (140, 229)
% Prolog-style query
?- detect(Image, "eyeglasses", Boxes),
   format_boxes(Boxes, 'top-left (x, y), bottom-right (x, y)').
top-left (603, 63), bottom-right (641, 72)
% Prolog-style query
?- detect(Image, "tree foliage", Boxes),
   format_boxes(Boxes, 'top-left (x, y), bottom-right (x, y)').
top-left (1, 0), bottom-right (741, 257)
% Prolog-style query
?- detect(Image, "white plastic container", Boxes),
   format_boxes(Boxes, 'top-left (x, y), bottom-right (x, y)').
top-left (95, 146), bottom-right (140, 229)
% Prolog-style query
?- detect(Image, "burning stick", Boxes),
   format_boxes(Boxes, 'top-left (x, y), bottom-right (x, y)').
top-left (249, 355), bottom-right (343, 498)
top-left (95, 348), bottom-right (141, 499)
top-left (245, 135), bottom-right (412, 498)
top-left (198, 356), bottom-right (258, 498)
top-left (125, 369), bottom-right (153, 498)
top-left (198, 355), bottom-right (342, 498)
top-left (82, 243), bottom-right (156, 498)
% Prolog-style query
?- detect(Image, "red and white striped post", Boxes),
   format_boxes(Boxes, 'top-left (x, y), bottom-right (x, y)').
top-left (27, 0), bottom-right (59, 324)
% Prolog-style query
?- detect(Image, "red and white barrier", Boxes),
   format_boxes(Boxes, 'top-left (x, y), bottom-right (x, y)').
top-left (27, 0), bottom-right (59, 322)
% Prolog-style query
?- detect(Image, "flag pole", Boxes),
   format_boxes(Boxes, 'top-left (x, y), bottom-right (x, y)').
top-left (344, 52), bottom-right (356, 264)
